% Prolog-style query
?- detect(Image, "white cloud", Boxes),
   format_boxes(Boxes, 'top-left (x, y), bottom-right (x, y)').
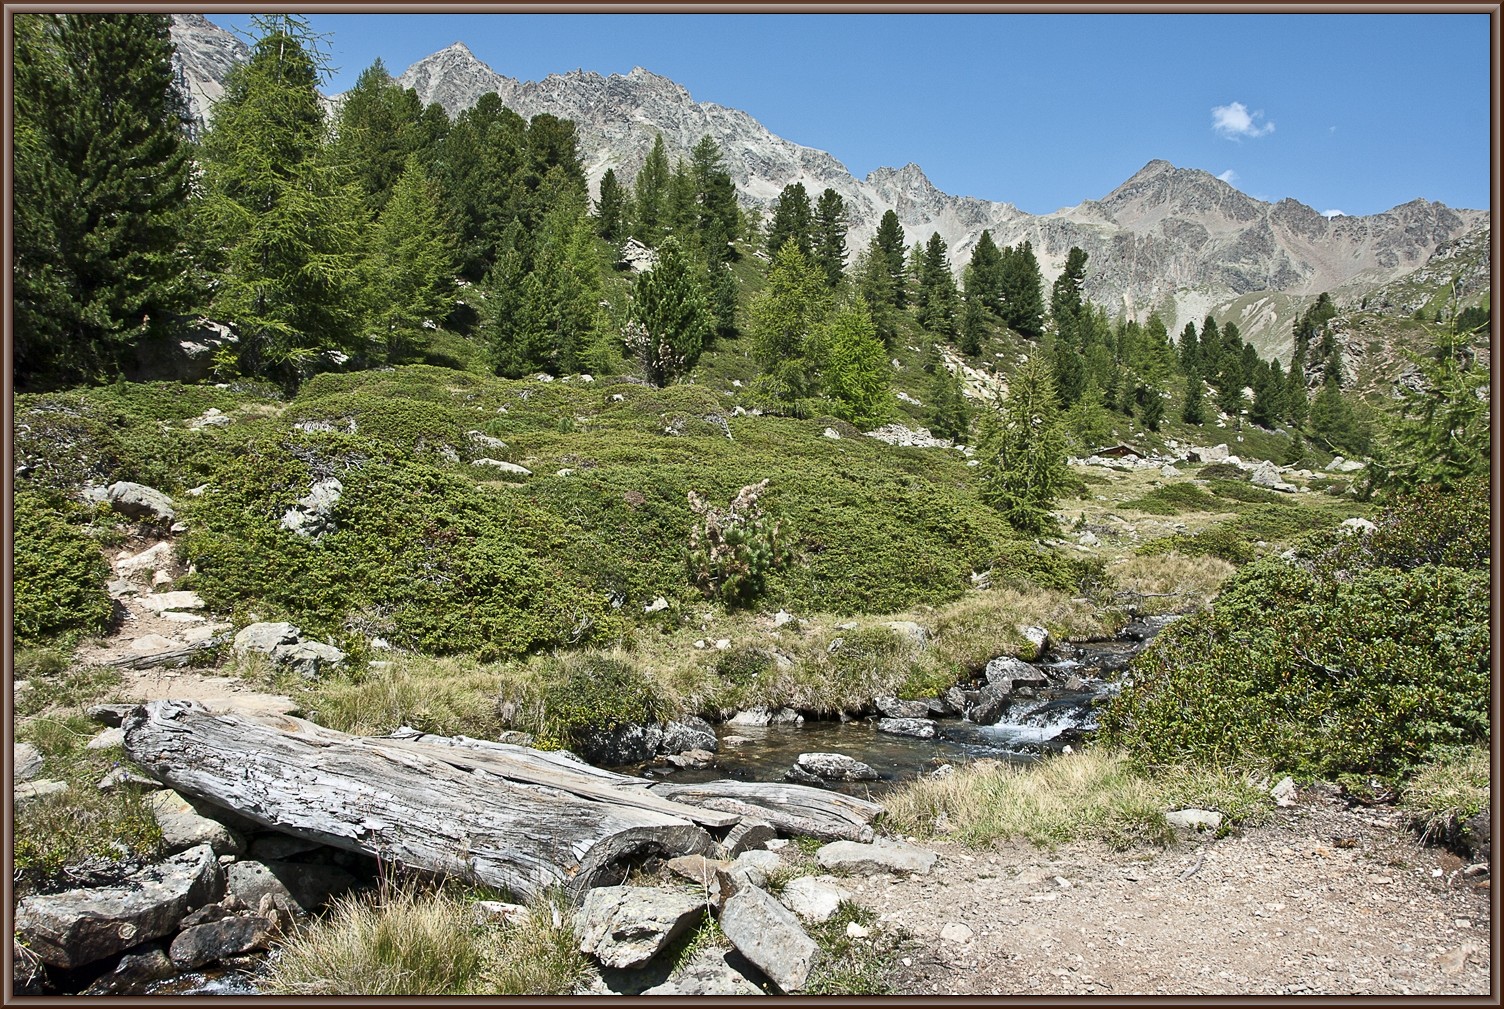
top-left (1322, 209), bottom-right (1345, 218)
top-left (1212, 102), bottom-right (1275, 140)
top-left (1217, 169), bottom-right (1239, 184)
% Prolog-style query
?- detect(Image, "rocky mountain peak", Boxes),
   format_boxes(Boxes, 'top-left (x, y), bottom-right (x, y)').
top-left (168, 14), bottom-right (249, 137)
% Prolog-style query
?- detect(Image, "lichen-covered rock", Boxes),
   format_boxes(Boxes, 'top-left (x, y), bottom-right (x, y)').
top-left (106, 482), bottom-right (175, 522)
top-left (15, 844), bottom-right (223, 968)
top-left (577, 886), bottom-right (704, 970)
top-left (168, 914), bottom-right (273, 969)
top-left (719, 884), bottom-right (818, 993)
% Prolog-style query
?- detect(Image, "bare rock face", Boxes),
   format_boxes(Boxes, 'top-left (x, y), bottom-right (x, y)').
top-left (15, 844), bottom-right (224, 969)
top-left (169, 14), bottom-right (249, 138)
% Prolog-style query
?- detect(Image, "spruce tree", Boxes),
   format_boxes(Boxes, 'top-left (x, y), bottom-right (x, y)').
top-left (333, 59), bottom-right (427, 213)
top-left (1050, 247), bottom-right (1088, 333)
top-left (968, 230), bottom-right (1004, 314)
top-left (1181, 370), bottom-right (1206, 425)
top-left (765, 182), bottom-right (814, 260)
top-left (689, 135), bottom-right (739, 261)
top-left (874, 210), bottom-right (908, 307)
top-left (198, 14), bottom-right (366, 387)
top-left (631, 134), bottom-right (672, 245)
top-left (749, 240), bottom-right (831, 407)
top-left (855, 243), bottom-right (900, 347)
top-left (999, 240), bottom-right (1045, 338)
top-left (594, 167), bottom-right (627, 244)
top-left (624, 237), bottom-right (711, 386)
top-left (927, 356), bottom-right (971, 443)
top-left (812, 188), bottom-right (849, 287)
top-left (917, 233), bottom-right (959, 337)
top-left (1178, 321), bottom-right (1200, 374)
top-left (13, 13), bottom-right (198, 388)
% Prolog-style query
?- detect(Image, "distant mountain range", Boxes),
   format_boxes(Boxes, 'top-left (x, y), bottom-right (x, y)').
top-left (170, 15), bottom-right (1488, 358)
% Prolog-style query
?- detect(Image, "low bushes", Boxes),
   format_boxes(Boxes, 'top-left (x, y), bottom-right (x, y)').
top-left (12, 493), bottom-right (113, 648)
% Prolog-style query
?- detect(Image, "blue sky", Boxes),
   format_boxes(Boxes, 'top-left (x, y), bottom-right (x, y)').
top-left (208, 12), bottom-right (1491, 217)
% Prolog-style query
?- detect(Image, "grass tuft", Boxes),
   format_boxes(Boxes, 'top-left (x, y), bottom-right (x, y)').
top-left (1400, 744), bottom-right (1490, 844)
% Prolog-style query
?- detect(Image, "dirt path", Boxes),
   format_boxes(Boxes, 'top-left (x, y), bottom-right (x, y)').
top-left (865, 790), bottom-right (1491, 995)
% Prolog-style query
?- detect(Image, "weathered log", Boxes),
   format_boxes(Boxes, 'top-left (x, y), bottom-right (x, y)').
top-left (648, 780), bottom-right (883, 842)
top-left (102, 636), bottom-right (225, 670)
top-left (123, 701), bottom-right (712, 901)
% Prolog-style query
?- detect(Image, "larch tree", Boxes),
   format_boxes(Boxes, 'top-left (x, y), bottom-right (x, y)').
top-left (361, 154), bottom-right (458, 363)
top-left (631, 134), bottom-right (672, 246)
top-left (977, 354), bottom-right (1069, 536)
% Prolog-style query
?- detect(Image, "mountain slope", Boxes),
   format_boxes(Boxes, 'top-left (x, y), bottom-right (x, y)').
top-left (170, 16), bottom-right (1487, 356)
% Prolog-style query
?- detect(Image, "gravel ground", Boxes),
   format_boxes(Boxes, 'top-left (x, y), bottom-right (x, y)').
top-left (862, 789), bottom-right (1491, 996)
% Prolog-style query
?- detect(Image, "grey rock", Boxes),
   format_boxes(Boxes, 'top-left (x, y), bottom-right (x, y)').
top-left (15, 844), bottom-right (223, 969)
top-left (80, 943), bottom-right (178, 995)
top-left (224, 858), bottom-right (359, 916)
top-left (963, 684), bottom-right (1008, 725)
top-left (874, 696), bottom-right (932, 719)
top-left (884, 620), bottom-right (929, 646)
top-left (984, 655), bottom-right (1050, 691)
top-left (644, 947), bottom-right (765, 995)
top-left (16, 779), bottom-right (69, 803)
top-left (792, 751), bottom-right (879, 781)
top-left (875, 717), bottom-right (937, 739)
top-left (719, 884), bottom-right (818, 993)
top-left (816, 838), bottom-right (938, 876)
top-left (665, 853), bottom-right (728, 889)
top-left (720, 819), bottom-right (777, 859)
top-left (467, 430), bottom-right (508, 450)
top-left (577, 886), bottom-right (704, 970)
top-left (87, 703), bottom-right (141, 728)
top-left (115, 541), bottom-right (175, 577)
top-left (15, 742), bottom-right (42, 782)
top-left (149, 790), bottom-right (246, 856)
top-left (279, 478), bottom-right (343, 539)
top-left (940, 685), bottom-right (968, 715)
top-left (663, 748), bottom-right (714, 769)
top-left (1165, 808), bottom-right (1224, 832)
top-left (168, 915), bottom-right (273, 969)
top-left (97, 768), bottom-right (164, 793)
top-left (733, 850), bottom-right (783, 875)
top-left (1340, 517), bottom-right (1378, 535)
top-left (138, 590), bottom-right (205, 614)
top-left (1270, 776), bottom-right (1298, 807)
top-left (660, 716), bottom-right (718, 755)
top-left (580, 722), bottom-right (664, 766)
top-left (106, 482), bottom-right (175, 522)
top-left (727, 707), bottom-right (802, 727)
top-left (472, 458), bottom-right (532, 475)
top-left (86, 727), bottom-right (126, 751)
top-left (270, 639), bottom-right (346, 679)
top-left (777, 875), bottom-right (852, 923)
top-left (232, 621), bottom-right (301, 656)
top-left (782, 765), bottom-right (825, 787)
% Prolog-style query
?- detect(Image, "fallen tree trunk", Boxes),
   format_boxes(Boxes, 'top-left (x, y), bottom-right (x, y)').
top-left (123, 700), bottom-right (713, 901)
top-left (648, 780), bottom-right (884, 842)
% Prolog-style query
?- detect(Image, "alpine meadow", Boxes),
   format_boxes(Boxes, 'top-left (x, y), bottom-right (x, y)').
top-left (9, 12), bottom-right (1492, 997)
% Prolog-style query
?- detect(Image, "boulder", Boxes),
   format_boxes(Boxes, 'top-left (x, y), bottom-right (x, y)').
top-left (168, 914), bottom-right (273, 969)
top-left (790, 752), bottom-right (879, 782)
top-left (115, 542), bottom-right (175, 577)
top-left (665, 853), bottom-right (728, 889)
top-left (15, 742), bottom-right (42, 782)
top-left (15, 844), bottom-right (223, 968)
top-left (719, 885), bottom-right (818, 993)
top-left (875, 717), bottom-right (936, 739)
top-left (149, 791), bottom-right (246, 856)
top-left (1340, 517), bottom-right (1378, 536)
top-left (224, 858), bottom-right (359, 917)
top-left (138, 591), bottom-right (205, 614)
top-left (777, 875), bottom-right (852, 923)
top-left (86, 727), bottom-right (126, 751)
top-left (874, 696), bottom-right (932, 719)
top-left (87, 703), bottom-right (141, 728)
top-left (660, 716), bottom-right (718, 755)
top-left (984, 656), bottom-right (1050, 691)
top-left (643, 948), bottom-right (764, 996)
top-left (16, 779), bottom-right (69, 803)
top-left (271, 639), bottom-right (346, 680)
top-left (279, 478), bottom-right (343, 539)
top-left (727, 707), bottom-right (802, 727)
top-left (232, 621), bottom-right (301, 656)
top-left (106, 482), bottom-right (175, 522)
top-left (783, 765), bottom-right (825, 786)
top-left (884, 620), bottom-right (929, 646)
top-left (816, 838), bottom-right (937, 876)
top-left (1250, 460), bottom-right (1296, 493)
top-left (579, 722), bottom-right (664, 766)
top-left (472, 458), bottom-right (532, 476)
top-left (663, 748), bottom-right (715, 769)
top-left (1165, 808), bottom-right (1223, 832)
top-left (79, 943), bottom-right (178, 995)
top-left (577, 886), bottom-right (704, 970)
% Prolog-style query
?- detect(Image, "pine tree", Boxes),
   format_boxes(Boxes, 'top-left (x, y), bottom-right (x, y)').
top-left (624, 236), bottom-right (711, 386)
top-left (874, 209), bottom-right (908, 307)
top-left (594, 167), bottom-right (627, 244)
top-left (1284, 358), bottom-right (1309, 428)
top-left (1050, 247), bottom-right (1088, 333)
top-left (926, 356), bottom-right (971, 443)
top-left (688, 135), bottom-right (739, 261)
top-left (198, 14), bottom-right (366, 387)
top-left (333, 59), bottom-right (427, 213)
top-left (854, 243), bottom-right (900, 347)
top-left (960, 273), bottom-right (988, 357)
top-left (1178, 321), bottom-right (1200, 374)
top-left (1138, 386), bottom-right (1166, 431)
top-left (1308, 376), bottom-right (1371, 457)
top-left (812, 188), bottom-right (849, 287)
top-left (967, 230), bottom-right (1004, 314)
top-left (13, 13), bottom-right (198, 388)
top-left (978, 355), bottom-right (1069, 536)
top-left (1248, 359), bottom-right (1285, 429)
top-left (765, 182), bottom-right (814, 260)
top-left (631, 133), bottom-right (672, 245)
top-left (361, 155), bottom-right (458, 362)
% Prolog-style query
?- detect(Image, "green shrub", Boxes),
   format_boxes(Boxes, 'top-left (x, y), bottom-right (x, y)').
top-left (1205, 479), bottom-right (1283, 505)
top-left (13, 492), bottom-right (113, 648)
top-left (1197, 462), bottom-right (1248, 481)
top-left (1331, 476), bottom-right (1489, 572)
top-left (1099, 557), bottom-right (1489, 782)
top-left (519, 654), bottom-right (664, 750)
top-left (990, 541), bottom-right (1109, 596)
top-left (1122, 482), bottom-right (1221, 515)
top-left (1137, 524), bottom-right (1256, 565)
top-left (687, 480), bottom-right (783, 608)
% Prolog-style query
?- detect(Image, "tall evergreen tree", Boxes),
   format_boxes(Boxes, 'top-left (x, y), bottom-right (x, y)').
top-left (854, 243), bottom-right (900, 347)
top-left (749, 240), bottom-right (831, 407)
top-left (1181, 369), bottom-right (1206, 425)
top-left (198, 14), bottom-right (366, 387)
top-left (361, 154), bottom-right (458, 362)
top-left (978, 355), bottom-right (1069, 535)
top-left (1178, 321), bottom-right (1200, 373)
top-left (917, 232), bottom-right (959, 337)
top-left (333, 58), bottom-right (427, 213)
top-left (594, 167), bottom-right (627, 245)
top-left (874, 209), bottom-right (908, 307)
top-left (999, 240), bottom-right (1046, 338)
top-left (959, 269), bottom-right (988, 356)
top-left (631, 133), bottom-right (672, 245)
top-left (1284, 358), bottom-right (1309, 428)
top-left (818, 303), bottom-right (890, 428)
top-left (1370, 330), bottom-right (1490, 494)
top-left (812, 188), bottom-right (849, 287)
top-left (967, 230), bottom-right (1005, 314)
top-left (1308, 376), bottom-right (1371, 457)
top-left (765, 182), bottom-right (814, 260)
top-left (926, 355), bottom-right (971, 443)
top-left (13, 13), bottom-right (198, 388)
top-left (688, 135), bottom-right (739, 261)
top-left (624, 237), bottom-right (711, 386)
top-left (1050, 246), bottom-right (1088, 333)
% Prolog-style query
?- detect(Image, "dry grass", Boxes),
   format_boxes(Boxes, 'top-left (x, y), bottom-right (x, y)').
top-left (265, 883), bottom-right (588, 995)
top-left (882, 749), bottom-right (1270, 850)
top-left (1107, 552), bottom-right (1237, 616)
top-left (1400, 744), bottom-right (1490, 843)
top-left (295, 656), bottom-right (505, 738)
